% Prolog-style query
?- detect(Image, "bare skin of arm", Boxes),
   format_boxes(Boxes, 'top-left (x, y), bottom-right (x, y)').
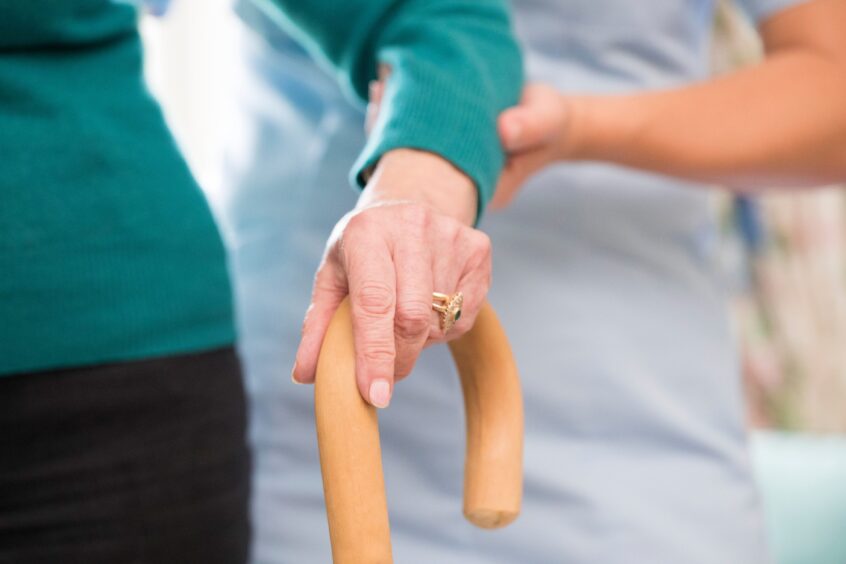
top-left (493, 0), bottom-right (846, 206)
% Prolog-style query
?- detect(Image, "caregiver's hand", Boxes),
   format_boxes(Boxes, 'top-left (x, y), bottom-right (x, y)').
top-left (496, 0), bottom-right (846, 199)
top-left (292, 148), bottom-right (492, 409)
top-left (492, 84), bottom-right (582, 209)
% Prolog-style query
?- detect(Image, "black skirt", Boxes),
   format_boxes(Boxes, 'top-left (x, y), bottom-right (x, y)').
top-left (0, 347), bottom-right (250, 564)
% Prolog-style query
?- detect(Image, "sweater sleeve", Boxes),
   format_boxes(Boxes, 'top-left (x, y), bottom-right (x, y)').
top-left (248, 0), bottom-right (524, 217)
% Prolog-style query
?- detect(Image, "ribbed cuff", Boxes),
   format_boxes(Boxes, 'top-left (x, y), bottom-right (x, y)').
top-left (350, 58), bottom-right (503, 223)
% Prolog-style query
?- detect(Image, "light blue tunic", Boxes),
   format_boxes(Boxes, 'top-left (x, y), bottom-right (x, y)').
top-left (213, 1), bottom-right (803, 562)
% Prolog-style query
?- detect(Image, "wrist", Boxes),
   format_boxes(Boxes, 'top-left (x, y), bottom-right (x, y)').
top-left (557, 95), bottom-right (594, 160)
top-left (564, 95), bottom-right (639, 163)
top-left (358, 149), bottom-right (478, 226)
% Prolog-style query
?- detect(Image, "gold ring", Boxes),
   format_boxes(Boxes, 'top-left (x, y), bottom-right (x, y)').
top-left (432, 292), bottom-right (463, 333)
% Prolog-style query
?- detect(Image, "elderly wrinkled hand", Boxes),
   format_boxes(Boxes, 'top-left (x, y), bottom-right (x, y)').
top-left (291, 149), bottom-right (492, 409)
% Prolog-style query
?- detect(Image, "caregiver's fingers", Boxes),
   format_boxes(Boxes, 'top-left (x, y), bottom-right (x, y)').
top-left (491, 149), bottom-right (555, 209)
top-left (343, 213), bottom-right (399, 409)
top-left (494, 83), bottom-right (580, 208)
top-left (292, 255), bottom-right (348, 384)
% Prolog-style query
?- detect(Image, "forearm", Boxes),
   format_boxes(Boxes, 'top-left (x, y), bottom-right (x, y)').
top-left (358, 149), bottom-right (477, 226)
top-left (253, 0), bottom-right (523, 214)
top-left (568, 51), bottom-right (846, 189)
top-left (260, 1), bottom-right (509, 401)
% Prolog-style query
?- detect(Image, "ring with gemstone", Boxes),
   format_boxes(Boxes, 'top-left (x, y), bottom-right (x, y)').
top-left (432, 291), bottom-right (463, 333)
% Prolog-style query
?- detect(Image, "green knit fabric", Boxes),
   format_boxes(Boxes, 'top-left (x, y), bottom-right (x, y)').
top-left (256, 0), bottom-right (524, 217)
top-left (0, 1), bottom-right (522, 376)
top-left (0, 6), bottom-right (235, 375)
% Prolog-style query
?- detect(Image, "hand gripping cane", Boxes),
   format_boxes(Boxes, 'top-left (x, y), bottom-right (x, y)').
top-left (315, 298), bottom-right (523, 563)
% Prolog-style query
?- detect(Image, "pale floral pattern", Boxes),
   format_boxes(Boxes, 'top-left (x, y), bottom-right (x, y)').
top-left (715, 1), bottom-right (846, 432)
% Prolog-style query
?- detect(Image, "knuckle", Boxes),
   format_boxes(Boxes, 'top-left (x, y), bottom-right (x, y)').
top-left (354, 281), bottom-right (395, 317)
top-left (348, 209), bottom-right (369, 227)
top-left (395, 300), bottom-right (431, 340)
top-left (472, 230), bottom-right (492, 255)
top-left (468, 233), bottom-right (493, 271)
top-left (345, 210), bottom-right (375, 235)
top-left (401, 204), bottom-right (430, 231)
top-left (447, 222), bottom-right (463, 244)
top-left (361, 345), bottom-right (395, 367)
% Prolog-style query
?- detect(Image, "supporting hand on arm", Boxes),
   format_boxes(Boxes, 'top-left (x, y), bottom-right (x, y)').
top-left (257, 0), bottom-right (523, 406)
top-left (492, 0), bottom-right (846, 208)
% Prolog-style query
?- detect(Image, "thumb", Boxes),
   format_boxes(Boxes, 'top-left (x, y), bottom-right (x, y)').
top-left (293, 257), bottom-right (347, 384)
top-left (498, 84), bottom-right (565, 152)
top-left (498, 108), bottom-right (533, 152)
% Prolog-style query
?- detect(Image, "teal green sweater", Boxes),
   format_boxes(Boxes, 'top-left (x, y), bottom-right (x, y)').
top-left (0, 1), bottom-right (522, 376)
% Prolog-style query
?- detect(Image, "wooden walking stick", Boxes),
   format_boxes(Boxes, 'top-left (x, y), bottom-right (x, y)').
top-left (315, 298), bottom-right (523, 564)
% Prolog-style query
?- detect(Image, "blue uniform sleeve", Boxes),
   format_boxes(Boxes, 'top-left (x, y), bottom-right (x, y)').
top-left (734, 0), bottom-right (810, 23)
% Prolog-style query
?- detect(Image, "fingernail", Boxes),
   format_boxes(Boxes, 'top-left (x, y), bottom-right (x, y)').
top-left (291, 362), bottom-right (303, 384)
top-left (369, 379), bottom-right (392, 408)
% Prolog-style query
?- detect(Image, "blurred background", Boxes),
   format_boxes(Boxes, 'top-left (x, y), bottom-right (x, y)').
top-left (710, 2), bottom-right (846, 435)
top-left (140, 1), bottom-right (846, 562)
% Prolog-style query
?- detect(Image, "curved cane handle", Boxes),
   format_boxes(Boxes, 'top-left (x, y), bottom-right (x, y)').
top-left (315, 298), bottom-right (523, 563)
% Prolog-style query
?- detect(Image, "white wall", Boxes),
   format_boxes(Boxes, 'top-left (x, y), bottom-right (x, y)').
top-left (140, 0), bottom-right (236, 199)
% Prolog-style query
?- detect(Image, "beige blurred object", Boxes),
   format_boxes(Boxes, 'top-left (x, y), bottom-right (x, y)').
top-left (714, 0), bottom-right (846, 432)
top-left (747, 193), bottom-right (846, 432)
top-left (315, 299), bottom-right (523, 563)
top-left (712, 0), bottom-right (764, 75)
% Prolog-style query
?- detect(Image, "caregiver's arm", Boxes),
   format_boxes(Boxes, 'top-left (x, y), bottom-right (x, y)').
top-left (494, 0), bottom-right (846, 205)
top-left (253, 0), bottom-right (522, 406)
